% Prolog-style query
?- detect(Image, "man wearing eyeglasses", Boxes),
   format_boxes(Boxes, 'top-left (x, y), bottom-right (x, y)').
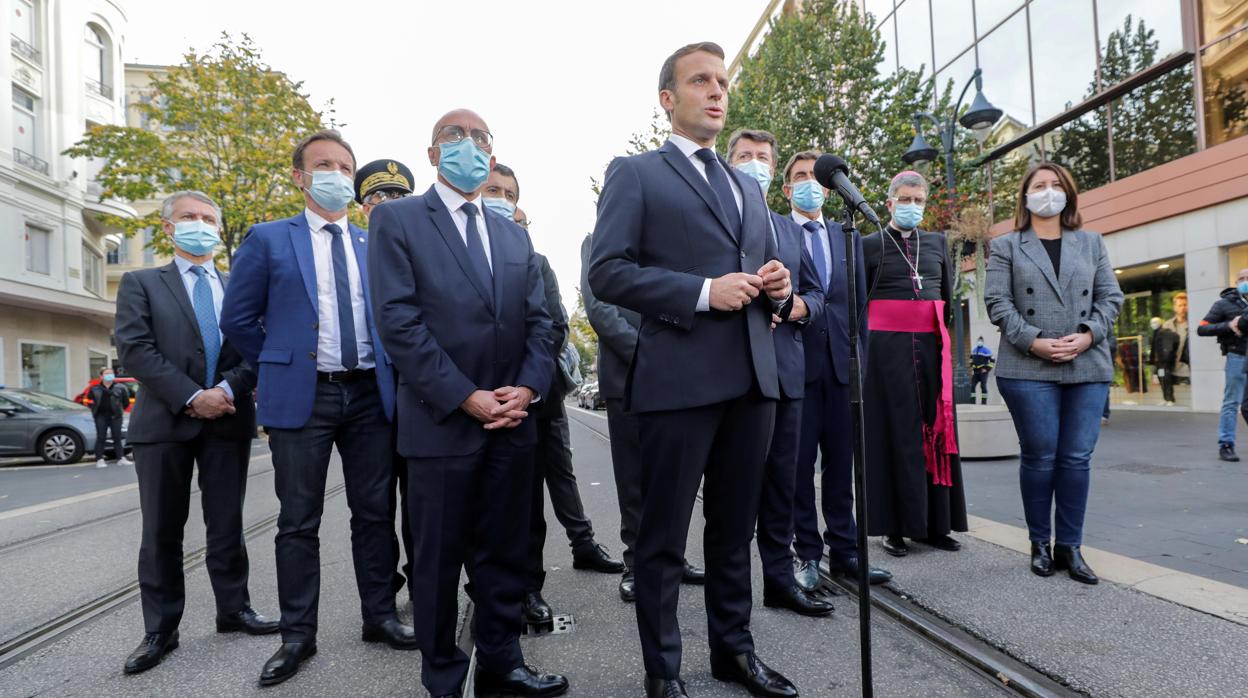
top-left (353, 159), bottom-right (416, 602)
top-left (368, 110), bottom-right (566, 698)
top-left (220, 131), bottom-right (413, 687)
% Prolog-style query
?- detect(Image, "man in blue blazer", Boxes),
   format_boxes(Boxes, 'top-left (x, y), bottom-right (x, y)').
top-left (367, 109), bottom-right (566, 698)
top-left (783, 150), bottom-right (892, 587)
top-left (726, 130), bottom-right (834, 619)
top-left (219, 130), bottom-right (411, 687)
top-left (589, 43), bottom-right (798, 698)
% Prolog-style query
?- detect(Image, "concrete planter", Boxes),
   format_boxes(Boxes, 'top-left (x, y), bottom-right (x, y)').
top-left (957, 404), bottom-right (1020, 459)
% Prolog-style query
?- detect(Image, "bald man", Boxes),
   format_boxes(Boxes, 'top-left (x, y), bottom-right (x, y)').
top-left (367, 109), bottom-right (567, 698)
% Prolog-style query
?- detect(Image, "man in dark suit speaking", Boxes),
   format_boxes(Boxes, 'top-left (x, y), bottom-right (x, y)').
top-left (589, 42), bottom-right (798, 698)
top-left (114, 191), bottom-right (277, 676)
top-left (368, 109), bottom-right (566, 698)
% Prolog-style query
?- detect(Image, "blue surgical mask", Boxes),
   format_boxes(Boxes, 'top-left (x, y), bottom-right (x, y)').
top-left (482, 196), bottom-right (516, 219)
top-left (102, 373), bottom-right (115, 383)
top-left (892, 202), bottom-right (924, 230)
top-left (438, 139), bottom-right (491, 193)
top-left (790, 180), bottom-right (825, 213)
top-left (735, 160), bottom-right (772, 194)
top-left (1238, 281), bottom-right (1248, 295)
top-left (304, 170), bottom-right (355, 212)
top-left (172, 220), bottom-right (221, 256)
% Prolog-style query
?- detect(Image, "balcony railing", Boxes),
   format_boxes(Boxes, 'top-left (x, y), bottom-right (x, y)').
top-left (14, 148), bottom-right (49, 175)
top-left (85, 78), bottom-right (114, 100)
top-left (11, 35), bottom-right (39, 62)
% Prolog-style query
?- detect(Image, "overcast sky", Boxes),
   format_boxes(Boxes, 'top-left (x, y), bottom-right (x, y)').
top-left (122, 0), bottom-right (771, 313)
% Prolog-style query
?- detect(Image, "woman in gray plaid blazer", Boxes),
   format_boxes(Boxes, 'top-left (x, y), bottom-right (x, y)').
top-left (984, 162), bottom-right (1123, 586)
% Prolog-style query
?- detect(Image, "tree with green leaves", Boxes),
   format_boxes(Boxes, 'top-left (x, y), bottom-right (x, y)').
top-left (64, 33), bottom-right (332, 264)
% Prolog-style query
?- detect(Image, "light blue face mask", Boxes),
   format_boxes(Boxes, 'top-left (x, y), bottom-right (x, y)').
top-left (438, 139), bottom-right (491, 193)
top-left (1238, 281), bottom-right (1248, 295)
top-left (735, 159), bottom-right (772, 193)
top-left (172, 220), bottom-right (221, 256)
top-left (482, 196), bottom-right (516, 219)
top-left (102, 373), bottom-right (115, 383)
top-left (790, 180), bottom-right (825, 213)
top-left (305, 170), bottom-right (355, 212)
top-left (892, 202), bottom-right (925, 230)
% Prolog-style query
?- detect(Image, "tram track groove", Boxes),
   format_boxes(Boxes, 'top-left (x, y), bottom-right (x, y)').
top-left (0, 480), bottom-right (346, 671)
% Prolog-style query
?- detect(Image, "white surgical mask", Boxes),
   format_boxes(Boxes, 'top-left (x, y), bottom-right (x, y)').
top-left (1026, 188), bottom-right (1067, 219)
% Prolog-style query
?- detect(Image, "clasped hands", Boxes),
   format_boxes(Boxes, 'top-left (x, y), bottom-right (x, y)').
top-left (709, 260), bottom-right (791, 312)
top-left (1030, 332), bottom-right (1094, 363)
top-left (185, 386), bottom-right (235, 419)
top-left (461, 386), bottom-right (536, 430)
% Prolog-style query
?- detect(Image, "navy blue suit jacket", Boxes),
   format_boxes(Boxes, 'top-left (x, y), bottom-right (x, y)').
top-left (588, 141), bottom-right (789, 413)
top-left (769, 211), bottom-right (824, 401)
top-left (220, 212), bottom-right (395, 429)
top-left (366, 186), bottom-right (554, 459)
top-left (799, 217), bottom-right (868, 386)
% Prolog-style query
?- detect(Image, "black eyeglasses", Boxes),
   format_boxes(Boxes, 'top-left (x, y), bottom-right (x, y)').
top-left (435, 125), bottom-right (493, 149)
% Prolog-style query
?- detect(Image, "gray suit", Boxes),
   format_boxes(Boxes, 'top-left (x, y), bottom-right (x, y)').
top-left (984, 229), bottom-right (1123, 383)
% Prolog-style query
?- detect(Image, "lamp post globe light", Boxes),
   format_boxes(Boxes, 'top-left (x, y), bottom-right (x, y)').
top-left (902, 67), bottom-right (1002, 403)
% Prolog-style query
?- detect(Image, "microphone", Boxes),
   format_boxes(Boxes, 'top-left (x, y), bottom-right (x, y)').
top-left (814, 154), bottom-right (880, 225)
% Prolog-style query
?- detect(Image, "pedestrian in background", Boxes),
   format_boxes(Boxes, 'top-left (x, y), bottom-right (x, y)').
top-left (1150, 316), bottom-right (1180, 406)
top-left (1196, 268), bottom-right (1248, 461)
top-left (970, 336), bottom-right (995, 405)
top-left (88, 367), bottom-right (132, 468)
top-left (1165, 293), bottom-right (1191, 392)
top-left (985, 162), bottom-right (1123, 585)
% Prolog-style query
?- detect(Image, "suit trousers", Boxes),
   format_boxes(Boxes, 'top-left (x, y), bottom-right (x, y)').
top-left (134, 432), bottom-right (251, 633)
top-left (94, 414), bottom-right (124, 460)
top-left (756, 397), bottom-right (802, 588)
top-left (408, 439), bottom-right (533, 696)
top-left (527, 397), bottom-right (595, 591)
top-left (267, 377), bottom-right (396, 642)
top-left (606, 398), bottom-right (642, 571)
top-left (635, 392), bottom-right (775, 679)
top-left (389, 452), bottom-right (414, 594)
top-left (795, 372), bottom-right (856, 562)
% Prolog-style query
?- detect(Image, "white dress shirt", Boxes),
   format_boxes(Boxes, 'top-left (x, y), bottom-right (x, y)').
top-left (792, 211), bottom-right (834, 285)
top-left (173, 254), bottom-right (232, 401)
top-left (668, 134), bottom-right (743, 313)
top-left (305, 208), bottom-right (374, 372)
top-left (434, 181), bottom-right (493, 271)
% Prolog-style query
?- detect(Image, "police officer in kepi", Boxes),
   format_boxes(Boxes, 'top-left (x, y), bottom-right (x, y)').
top-left (353, 159), bottom-right (417, 597)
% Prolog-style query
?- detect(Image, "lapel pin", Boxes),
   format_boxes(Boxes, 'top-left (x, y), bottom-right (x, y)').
top-left (358, 236), bottom-right (365, 243)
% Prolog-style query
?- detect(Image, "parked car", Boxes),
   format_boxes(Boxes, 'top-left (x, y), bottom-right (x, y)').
top-left (577, 382), bottom-right (604, 410)
top-left (73, 376), bottom-right (139, 413)
top-left (0, 388), bottom-right (129, 464)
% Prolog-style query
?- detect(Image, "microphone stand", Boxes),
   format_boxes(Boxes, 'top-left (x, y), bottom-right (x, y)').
top-left (840, 204), bottom-right (874, 697)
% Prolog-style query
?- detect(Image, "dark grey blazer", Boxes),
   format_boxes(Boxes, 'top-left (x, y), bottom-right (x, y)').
top-left (984, 229), bottom-right (1123, 383)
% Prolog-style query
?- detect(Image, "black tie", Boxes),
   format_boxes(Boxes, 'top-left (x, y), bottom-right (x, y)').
top-left (695, 148), bottom-right (742, 238)
top-left (324, 223), bottom-right (358, 369)
top-left (461, 203), bottom-right (494, 295)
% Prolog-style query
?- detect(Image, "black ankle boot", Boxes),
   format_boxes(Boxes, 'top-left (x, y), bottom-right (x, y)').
top-left (1030, 542), bottom-right (1054, 577)
top-left (1053, 544), bottom-right (1099, 585)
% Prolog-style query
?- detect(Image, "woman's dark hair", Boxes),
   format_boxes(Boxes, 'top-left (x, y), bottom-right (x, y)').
top-left (1013, 161), bottom-right (1083, 232)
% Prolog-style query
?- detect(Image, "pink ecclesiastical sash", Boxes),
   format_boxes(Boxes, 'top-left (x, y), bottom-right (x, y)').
top-left (866, 299), bottom-right (958, 487)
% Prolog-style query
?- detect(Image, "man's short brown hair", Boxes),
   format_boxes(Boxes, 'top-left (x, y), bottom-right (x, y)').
top-left (658, 41), bottom-right (725, 93)
top-left (782, 150), bottom-right (821, 183)
top-left (727, 129), bottom-right (778, 163)
top-left (292, 129), bottom-right (356, 170)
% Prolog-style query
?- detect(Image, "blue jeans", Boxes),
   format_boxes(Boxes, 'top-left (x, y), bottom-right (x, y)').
top-left (997, 378), bottom-right (1109, 547)
top-left (1219, 352), bottom-right (1246, 445)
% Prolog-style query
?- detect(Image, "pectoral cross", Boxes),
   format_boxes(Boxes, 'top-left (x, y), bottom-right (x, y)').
top-left (914, 273), bottom-right (924, 290)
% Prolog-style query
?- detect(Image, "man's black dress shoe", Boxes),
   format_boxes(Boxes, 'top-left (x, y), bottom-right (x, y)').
top-left (474, 664), bottom-right (569, 697)
top-left (1220, 443), bottom-right (1240, 462)
top-left (826, 555), bottom-right (893, 585)
top-left (361, 617), bottom-right (418, 649)
top-left (1030, 542), bottom-right (1055, 577)
top-left (920, 534), bottom-right (962, 552)
top-left (710, 651), bottom-right (798, 697)
top-left (1053, 544), bottom-right (1099, 585)
top-left (572, 542), bottom-right (626, 573)
top-left (123, 631), bottom-right (179, 674)
top-left (523, 591), bottom-right (554, 624)
top-left (217, 606), bottom-right (279, 635)
top-left (619, 569), bottom-right (636, 602)
top-left (763, 584), bottom-right (834, 617)
top-left (645, 675), bottom-right (689, 697)
top-left (681, 561), bottom-right (706, 585)
top-left (882, 536), bottom-right (908, 557)
top-left (259, 641), bottom-right (317, 686)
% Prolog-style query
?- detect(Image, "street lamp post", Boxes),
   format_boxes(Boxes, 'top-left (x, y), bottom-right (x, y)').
top-left (903, 67), bottom-right (1002, 404)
